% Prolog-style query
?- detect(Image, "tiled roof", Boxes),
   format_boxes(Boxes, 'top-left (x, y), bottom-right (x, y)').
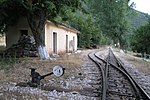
top-left (47, 20), bottom-right (80, 33)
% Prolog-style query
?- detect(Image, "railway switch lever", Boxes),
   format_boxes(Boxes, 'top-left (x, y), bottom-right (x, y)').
top-left (28, 65), bottom-right (65, 87)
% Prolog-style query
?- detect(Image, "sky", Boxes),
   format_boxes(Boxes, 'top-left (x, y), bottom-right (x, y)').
top-left (129, 0), bottom-right (150, 14)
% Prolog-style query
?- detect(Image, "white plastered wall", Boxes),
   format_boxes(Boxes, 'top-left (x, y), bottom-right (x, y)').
top-left (45, 22), bottom-right (78, 54)
top-left (6, 19), bottom-right (78, 54)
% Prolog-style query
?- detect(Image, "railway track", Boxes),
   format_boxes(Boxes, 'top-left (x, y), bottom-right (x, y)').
top-left (88, 48), bottom-right (150, 100)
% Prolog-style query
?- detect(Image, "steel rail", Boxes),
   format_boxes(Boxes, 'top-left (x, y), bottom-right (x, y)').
top-left (102, 51), bottom-right (110, 100)
top-left (95, 49), bottom-right (150, 100)
top-left (95, 52), bottom-right (140, 99)
top-left (95, 50), bottom-right (149, 100)
top-left (88, 49), bottom-right (150, 100)
top-left (88, 52), bottom-right (105, 99)
top-left (95, 51), bottom-right (139, 99)
top-left (108, 49), bottom-right (141, 99)
top-left (109, 48), bottom-right (150, 100)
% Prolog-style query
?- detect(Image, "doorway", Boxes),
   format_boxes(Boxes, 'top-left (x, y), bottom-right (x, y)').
top-left (66, 35), bottom-right (68, 53)
top-left (73, 36), bottom-right (75, 51)
top-left (53, 32), bottom-right (57, 54)
top-left (20, 30), bottom-right (28, 36)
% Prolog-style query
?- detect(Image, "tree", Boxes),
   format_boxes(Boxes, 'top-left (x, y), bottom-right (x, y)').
top-left (130, 19), bottom-right (150, 54)
top-left (54, 3), bottom-right (102, 48)
top-left (88, 0), bottom-right (130, 49)
top-left (0, 0), bottom-right (84, 59)
top-left (67, 13), bottom-right (102, 48)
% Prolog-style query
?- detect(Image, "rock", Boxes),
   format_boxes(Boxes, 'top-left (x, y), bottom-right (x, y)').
top-left (4, 35), bottom-right (38, 57)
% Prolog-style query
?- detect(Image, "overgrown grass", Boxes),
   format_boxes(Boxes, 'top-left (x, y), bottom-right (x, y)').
top-left (0, 57), bottom-right (17, 70)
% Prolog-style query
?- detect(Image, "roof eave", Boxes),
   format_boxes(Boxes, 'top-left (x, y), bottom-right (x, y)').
top-left (46, 20), bottom-right (80, 33)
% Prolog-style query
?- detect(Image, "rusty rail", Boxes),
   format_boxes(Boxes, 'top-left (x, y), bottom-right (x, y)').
top-left (88, 48), bottom-right (150, 100)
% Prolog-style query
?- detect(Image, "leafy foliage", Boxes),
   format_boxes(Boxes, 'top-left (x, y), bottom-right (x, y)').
top-left (130, 19), bottom-right (150, 54)
top-left (2, 0), bottom-right (149, 52)
top-left (0, 0), bottom-right (84, 33)
top-left (68, 13), bottom-right (103, 48)
top-left (0, 0), bottom-right (102, 49)
top-left (88, 0), bottom-right (130, 49)
top-left (0, 0), bottom-right (85, 58)
top-left (55, 2), bottom-right (103, 48)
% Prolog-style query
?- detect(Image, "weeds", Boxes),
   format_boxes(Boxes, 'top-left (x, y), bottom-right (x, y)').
top-left (0, 57), bottom-right (17, 70)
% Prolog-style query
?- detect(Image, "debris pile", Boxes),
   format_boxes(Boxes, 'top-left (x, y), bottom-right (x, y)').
top-left (5, 35), bottom-right (38, 57)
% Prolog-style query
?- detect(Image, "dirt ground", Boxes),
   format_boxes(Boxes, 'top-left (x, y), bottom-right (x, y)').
top-left (113, 48), bottom-right (150, 75)
top-left (0, 49), bottom-right (98, 100)
top-left (0, 51), bottom-right (87, 90)
top-left (0, 47), bottom-right (150, 99)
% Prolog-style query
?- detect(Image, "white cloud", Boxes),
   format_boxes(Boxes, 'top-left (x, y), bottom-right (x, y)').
top-left (129, 0), bottom-right (150, 14)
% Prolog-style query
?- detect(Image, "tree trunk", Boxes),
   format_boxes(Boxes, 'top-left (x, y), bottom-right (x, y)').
top-left (34, 31), bottom-right (50, 59)
top-left (37, 45), bottom-right (50, 59)
top-left (27, 12), bottom-right (50, 59)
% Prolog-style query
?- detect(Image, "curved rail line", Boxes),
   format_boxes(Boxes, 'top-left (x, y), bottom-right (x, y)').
top-left (88, 48), bottom-right (150, 100)
top-left (88, 52), bottom-right (105, 99)
top-left (108, 48), bottom-right (150, 100)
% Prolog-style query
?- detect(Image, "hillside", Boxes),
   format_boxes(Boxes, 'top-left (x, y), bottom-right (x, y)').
top-left (128, 8), bottom-right (149, 33)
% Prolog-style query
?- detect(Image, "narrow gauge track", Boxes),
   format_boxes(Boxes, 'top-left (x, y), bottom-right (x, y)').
top-left (88, 48), bottom-right (150, 100)
top-left (88, 51), bottom-right (105, 99)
